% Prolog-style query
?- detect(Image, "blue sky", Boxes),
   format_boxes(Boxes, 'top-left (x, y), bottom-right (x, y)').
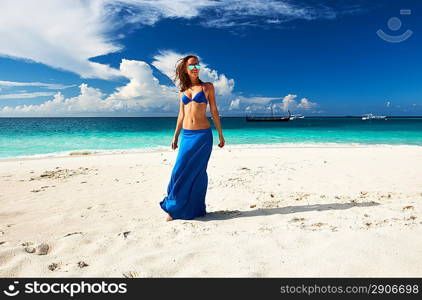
top-left (0, 0), bottom-right (421, 117)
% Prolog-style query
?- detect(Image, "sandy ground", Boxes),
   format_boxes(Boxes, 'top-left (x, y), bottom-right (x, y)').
top-left (1, 144), bottom-right (422, 277)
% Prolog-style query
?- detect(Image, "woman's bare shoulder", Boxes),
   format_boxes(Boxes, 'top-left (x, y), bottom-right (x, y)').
top-left (203, 82), bottom-right (214, 91)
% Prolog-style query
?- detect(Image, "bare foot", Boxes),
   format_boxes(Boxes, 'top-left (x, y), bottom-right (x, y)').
top-left (166, 214), bottom-right (173, 221)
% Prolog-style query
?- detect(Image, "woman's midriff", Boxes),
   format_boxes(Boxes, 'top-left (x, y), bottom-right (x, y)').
top-left (182, 104), bottom-right (210, 130)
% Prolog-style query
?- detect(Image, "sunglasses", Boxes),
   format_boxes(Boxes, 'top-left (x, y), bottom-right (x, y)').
top-left (187, 64), bottom-right (201, 70)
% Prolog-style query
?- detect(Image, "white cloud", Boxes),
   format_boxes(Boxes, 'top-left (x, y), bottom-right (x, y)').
top-left (386, 101), bottom-right (391, 107)
top-left (281, 94), bottom-right (297, 111)
top-left (222, 93), bottom-right (319, 114)
top-left (297, 97), bottom-right (317, 109)
top-left (0, 51), bottom-right (318, 116)
top-left (112, 0), bottom-right (215, 25)
top-left (108, 52), bottom-right (237, 109)
top-left (106, 58), bottom-right (180, 111)
top-left (0, 0), bottom-right (356, 79)
top-left (241, 94), bottom-right (318, 114)
top-left (0, 0), bottom-right (123, 79)
top-left (151, 50), bottom-right (235, 96)
top-left (0, 53), bottom-right (193, 115)
top-left (238, 96), bottom-right (281, 104)
top-left (0, 80), bottom-right (173, 117)
top-left (0, 84), bottom-right (138, 116)
top-left (150, 50), bottom-right (184, 82)
top-left (200, 0), bottom-right (337, 29)
top-left (274, 94), bottom-right (317, 111)
top-left (0, 80), bottom-right (75, 90)
top-left (1, 85), bottom-right (101, 116)
top-left (0, 92), bottom-right (55, 99)
top-left (267, 19), bottom-right (283, 24)
top-left (0, 0), bottom-right (217, 79)
top-left (229, 99), bottom-right (240, 110)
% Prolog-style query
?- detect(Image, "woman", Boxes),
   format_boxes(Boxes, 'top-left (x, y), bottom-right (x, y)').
top-left (160, 55), bottom-right (225, 221)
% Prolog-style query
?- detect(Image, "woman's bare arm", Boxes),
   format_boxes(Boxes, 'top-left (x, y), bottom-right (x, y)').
top-left (206, 83), bottom-right (224, 140)
top-left (173, 92), bottom-right (185, 141)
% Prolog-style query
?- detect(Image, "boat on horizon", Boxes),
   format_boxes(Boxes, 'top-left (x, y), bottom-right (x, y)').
top-left (245, 100), bottom-right (292, 122)
top-left (290, 114), bottom-right (305, 120)
top-left (362, 113), bottom-right (387, 120)
top-left (211, 114), bottom-right (223, 120)
top-left (246, 110), bottom-right (291, 122)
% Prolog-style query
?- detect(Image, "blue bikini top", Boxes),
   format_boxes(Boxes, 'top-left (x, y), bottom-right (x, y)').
top-left (182, 84), bottom-right (208, 105)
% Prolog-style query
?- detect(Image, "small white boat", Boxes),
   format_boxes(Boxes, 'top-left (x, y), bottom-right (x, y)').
top-left (362, 113), bottom-right (387, 120)
top-left (211, 114), bottom-right (223, 120)
top-left (290, 114), bottom-right (305, 120)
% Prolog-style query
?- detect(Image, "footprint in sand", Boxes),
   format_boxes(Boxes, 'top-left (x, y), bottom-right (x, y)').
top-left (118, 231), bottom-right (131, 239)
top-left (359, 191), bottom-right (368, 198)
top-left (48, 262), bottom-right (61, 271)
top-left (403, 205), bottom-right (414, 211)
top-left (30, 186), bottom-right (52, 193)
top-left (36, 243), bottom-right (50, 255)
top-left (63, 232), bottom-right (83, 238)
top-left (290, 217), bottom-right (306, 222)
top-left (123, 271), bottom-right (140, 278)
top-left (34, 167), bottom-right (97, 181)
top-left (330, 226), bottom-right (338, 232)
top-left (238, 167), bottom-right (251, 171)
top-left (25, 246), bottom-right (36, 253)
top-left (22, 242), bottom-right (49, 255)
top-left (78, 261), bottom-right (89, 268)
top-left (300, 222), bottom-right (332, 231)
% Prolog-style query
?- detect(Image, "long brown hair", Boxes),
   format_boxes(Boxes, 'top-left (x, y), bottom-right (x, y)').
top-left (174, 55), bottom-right (204, 92)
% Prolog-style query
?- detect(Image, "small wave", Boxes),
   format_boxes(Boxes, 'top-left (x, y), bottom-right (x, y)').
top-left (1, 142), bottom-right (421, 161)
top-left (0, 145), bottom-right (172, 161)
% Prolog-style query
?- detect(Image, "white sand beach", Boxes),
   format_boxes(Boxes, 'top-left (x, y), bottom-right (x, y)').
top-left (1, 144), bottom-right (422, 277)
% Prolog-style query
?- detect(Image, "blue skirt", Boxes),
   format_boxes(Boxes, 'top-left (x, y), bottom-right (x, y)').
top-left (160, 127), bottom-right (213, 220)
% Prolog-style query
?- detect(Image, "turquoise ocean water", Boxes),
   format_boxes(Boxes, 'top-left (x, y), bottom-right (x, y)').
top-left (1, 117), bottom-right (422, 159)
